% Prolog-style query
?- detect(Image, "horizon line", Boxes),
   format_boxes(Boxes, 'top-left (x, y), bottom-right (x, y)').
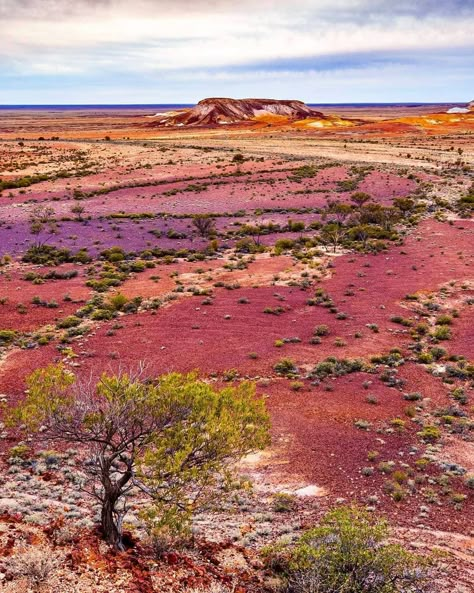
top-left (0, 101), bottom-right (467, 108)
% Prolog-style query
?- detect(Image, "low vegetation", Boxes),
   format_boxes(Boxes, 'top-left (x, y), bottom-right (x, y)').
top-left (10, 365), bottom-right (269, 550)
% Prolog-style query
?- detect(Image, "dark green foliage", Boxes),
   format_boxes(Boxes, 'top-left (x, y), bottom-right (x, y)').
top-left (265, 506), bottom-right (434, 593)
top-left (310, 357), bottom-right (364, 379)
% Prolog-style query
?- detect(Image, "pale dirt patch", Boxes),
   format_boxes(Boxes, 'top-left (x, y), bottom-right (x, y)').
top-left (293, 485), bottom-right (325, 497)
top-left (239, 448), bottom-right (327, 498)
top-left (440, 439), bottom-right (474, 473)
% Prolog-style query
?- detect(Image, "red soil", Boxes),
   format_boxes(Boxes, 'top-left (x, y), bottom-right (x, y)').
top-left (263, 364), bottom-right (472, 532)
top-left (449, 305), bottom-right (474, 359)
top-left (117, 254), bottom-right (296, 299)
top-left (357, 170), bottom-right (416, 203)
top-left (64, 283), bottom-right (405, 380)
top-left (0, 264), bottom-right (90, 331)
top-left (1, 164), bottom-right (417, 226)
top-left (324, 219), bottom-right (474, 316)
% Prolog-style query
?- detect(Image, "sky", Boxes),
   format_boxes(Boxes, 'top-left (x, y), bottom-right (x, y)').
top-left (0, 0), bottom-right (473, 104)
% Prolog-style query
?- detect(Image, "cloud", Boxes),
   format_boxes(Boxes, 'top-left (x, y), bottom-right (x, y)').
top-left (0, 0), bottom-right (472, 102)
top-left (2, 0), bottom-right (473, 20)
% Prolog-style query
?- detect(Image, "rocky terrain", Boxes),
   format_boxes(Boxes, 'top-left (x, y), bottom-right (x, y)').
top-left (152, 97), bottom-right (325, 127)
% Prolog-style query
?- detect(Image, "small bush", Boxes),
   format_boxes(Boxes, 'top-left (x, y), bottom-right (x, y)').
top-left (274, 358), bottom-right (298, 377)
top-left (311, 357), bottom-right (364, 380)
top-left (354, 419), bottom-right (371, 431)
top-left (464, 474), bottom-right (474, 489)
top-left (404, 392), bottom-right (422, 401)
top-left (313, 324), bottom-right (329, 336)
top-left (389, 418), bottom-right (406, 431)
top-left (9, 443), bottom-right (31, 460)
top-left (435, 314), bottom-right (452, 326)
top-left (56, 315), bottom-right (81, 329)
top-left (433, 326), bottom-right (451, 341)
top-left (279, 506), bottom-right (433, 593)
top-left (91, 308), bottom-right (115, 321)
top-left (108, 292), bottom-right (128, 311)
top-left (7, 548), bottom-right (61, 588)
top-left (272, 492), bottom-right (297, 512)
top-left (392, 470), bottom-right (408, 484)
top-left (418, 425), bottom-right (441, 443)
top-left (367, 450), bottom-right (379, 461)
top-left (378, 461), bottom-right (395, 474)
top-left (0, 329), bottom-right (16, 344)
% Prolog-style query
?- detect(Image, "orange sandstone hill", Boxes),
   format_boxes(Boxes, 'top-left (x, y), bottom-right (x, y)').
top-left (152, 97), bottom-right (325, 127)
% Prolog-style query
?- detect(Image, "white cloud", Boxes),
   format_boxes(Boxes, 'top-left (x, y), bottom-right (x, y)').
top-left (2, 9), bottom-right (473, 75)
top-left (0, 0), bottom-right (472, 101)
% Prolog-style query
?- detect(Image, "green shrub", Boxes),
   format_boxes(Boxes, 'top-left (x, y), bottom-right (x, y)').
top-left (108, 292), bottom-right (128, 311)
top-left (432, 326), bottom-right (451, 341)
top-left (435, 314), bottom-right (452, 326)
top-left (0, 329), bottom-right (16, 344)
top-left (378, 461), bottom-right (395, 474)
top-left (418, 425), bottom-right (441, 443)
top-left (310, 357), bottom-right (364, 380)
top-left (389, 418), bottom-right (406, 431)
top-left (22, 244), bottom-right (73, 266)
top-left (367, 450), bottom-right (379, 461)
top-left (9, 443), bottom-right (31, 460)
top-left (272, 492), bottom-right (297, 512)
top-left (56, 315), bottom-right (82, 329)
top-left (274, 238), bottom-right (295, 253)
top-left (430, 346), bottom-right (446, 360)
top-left (90, 308), bottom-right (114, 321)
top-left (276, 506), bottom-right (433, 593)
top-left (451, 387), bottom-right (468, 405)
top-left (101, 246), bottom-right (126, 262)
top-left (264, 306), bottom-right (285, 315)
top-left (274, 358), bottom-right (298, 377)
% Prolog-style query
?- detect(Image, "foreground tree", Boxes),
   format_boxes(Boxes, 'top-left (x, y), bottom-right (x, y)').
top-left (269, 506), bottom-right (434, 593)
top-left (10, 365), bottom-right (269, 550)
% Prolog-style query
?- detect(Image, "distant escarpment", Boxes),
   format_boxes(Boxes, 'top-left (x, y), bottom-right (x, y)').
top-left (152, 97), bottom-right (325, 127)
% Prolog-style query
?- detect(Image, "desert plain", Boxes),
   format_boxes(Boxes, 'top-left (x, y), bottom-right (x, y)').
top-left (0, 101), bottom-right (473, 591)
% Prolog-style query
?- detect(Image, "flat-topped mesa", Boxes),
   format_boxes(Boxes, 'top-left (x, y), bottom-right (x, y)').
top-left (154, 97), bottom-right (325, 127)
